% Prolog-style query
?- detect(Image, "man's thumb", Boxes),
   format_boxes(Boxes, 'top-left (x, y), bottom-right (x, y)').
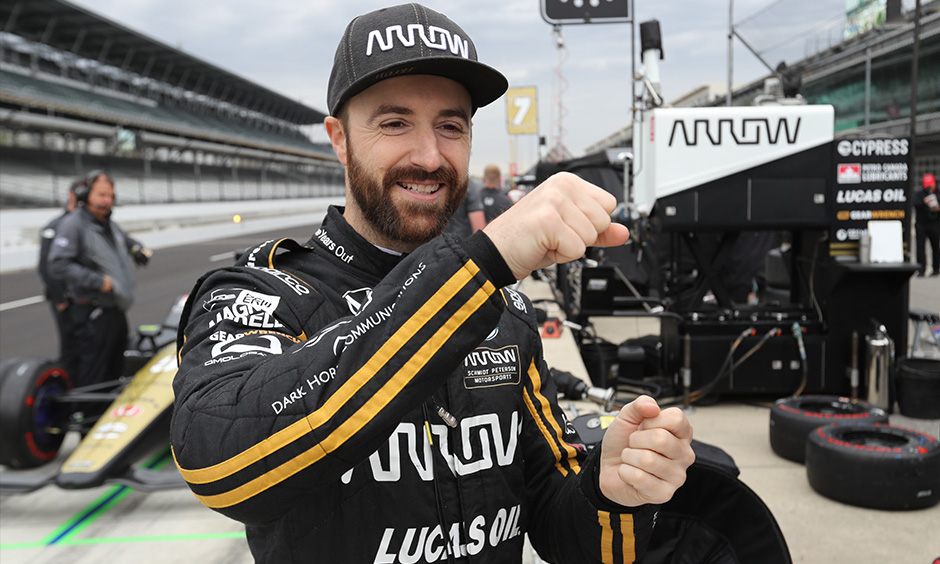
top-left (617, 395), bottom-right (661, 429)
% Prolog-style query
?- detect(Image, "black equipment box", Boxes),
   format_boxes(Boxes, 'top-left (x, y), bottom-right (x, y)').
top-left (662, 314), bottom-right (835, 397)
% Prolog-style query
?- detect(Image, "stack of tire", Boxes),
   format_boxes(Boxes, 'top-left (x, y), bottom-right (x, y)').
top-left (769, 395), bottom-right (940, 510)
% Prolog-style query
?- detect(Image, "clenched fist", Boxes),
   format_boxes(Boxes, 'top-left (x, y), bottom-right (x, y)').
top-left (598, 395), bottom-right (695, 507)
top-left (483, 172), bottom-right (629, 280)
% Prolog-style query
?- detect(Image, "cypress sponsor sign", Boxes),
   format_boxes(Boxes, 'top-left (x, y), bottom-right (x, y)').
top-left (830, 138), bottom-right (910, 257)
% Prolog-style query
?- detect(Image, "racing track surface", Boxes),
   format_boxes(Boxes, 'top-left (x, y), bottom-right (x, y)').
top-left (0, 225), bottom-right (315, 564)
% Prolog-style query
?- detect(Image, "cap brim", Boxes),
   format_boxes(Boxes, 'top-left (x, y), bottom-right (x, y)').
top-left (333, 57), bottom-right (508, 115)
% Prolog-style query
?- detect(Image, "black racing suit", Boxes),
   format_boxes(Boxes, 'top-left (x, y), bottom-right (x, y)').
top-left (172, 206), bottom-right (656, 564)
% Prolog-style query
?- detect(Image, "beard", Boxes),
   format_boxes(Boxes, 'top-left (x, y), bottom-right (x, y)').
top-left (345, 141), bottom-right (467, 246)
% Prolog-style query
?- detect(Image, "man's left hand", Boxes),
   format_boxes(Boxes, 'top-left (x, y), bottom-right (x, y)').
top-left (132, 245), bottom-right (153, 267)
top-left (598, 395), bottom-right (695, 507)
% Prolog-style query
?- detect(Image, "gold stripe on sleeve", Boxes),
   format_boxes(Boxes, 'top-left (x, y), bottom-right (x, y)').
top-left (194, 282), bottom-right (495, 509)
top-left (598, 511), bottom-right (614, 563)
top-left (522, 360), bottom-right (581, 476)
top-left (178, 262), bottom-right (482, 485)
top-left (620, 513), bottom-right (635, 564)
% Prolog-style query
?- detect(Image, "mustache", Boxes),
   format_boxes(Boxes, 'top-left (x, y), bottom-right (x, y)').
top-left (384, 165), bottom-right (459, 187)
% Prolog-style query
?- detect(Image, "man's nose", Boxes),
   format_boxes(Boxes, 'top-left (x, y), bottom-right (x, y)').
top-left (409, 127), bottom-right (444, 171)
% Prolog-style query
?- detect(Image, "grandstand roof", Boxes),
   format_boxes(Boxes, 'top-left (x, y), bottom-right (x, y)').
top-left (1, 0), bottom-right (326, 125)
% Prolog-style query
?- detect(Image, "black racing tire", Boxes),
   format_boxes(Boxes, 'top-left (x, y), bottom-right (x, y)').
top-left (769, 395), bottom-right (888, 463)
top-left (0, 357), bottom-right (72, 469)
top-left (806, 422), bottom-right (940, 510)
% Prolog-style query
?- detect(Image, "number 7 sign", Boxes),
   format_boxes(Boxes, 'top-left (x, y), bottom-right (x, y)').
top-left (506, 87), bottom-right (538, 135)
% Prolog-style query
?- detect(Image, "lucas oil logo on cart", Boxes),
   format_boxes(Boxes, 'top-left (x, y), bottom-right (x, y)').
top-left (835, 188), bottom-right (906, 204)
top-left (463, 345), bottom-right (520, 389)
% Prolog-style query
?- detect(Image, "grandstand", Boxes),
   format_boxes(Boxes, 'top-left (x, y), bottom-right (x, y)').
top-left (0, 0), bottom-right (344, 208)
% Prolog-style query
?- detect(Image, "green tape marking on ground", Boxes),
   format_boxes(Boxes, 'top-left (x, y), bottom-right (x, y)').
top-left (45, 447), bottom-right (174, 546)
top-left (47, 485), bottom-right (135, 544)
top-left (1, 444), bottom-right (246, 550)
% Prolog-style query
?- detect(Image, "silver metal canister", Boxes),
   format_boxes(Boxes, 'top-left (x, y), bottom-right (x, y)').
top-left (865, 324), bottom-right (894, 412)
top-left (858, 232), bottom-right (871, 263)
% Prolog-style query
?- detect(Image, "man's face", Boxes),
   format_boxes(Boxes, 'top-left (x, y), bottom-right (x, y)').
top-left (327, 75), bottom-right (472, 251)
top-left (86, 176), bottom-right (115, 221)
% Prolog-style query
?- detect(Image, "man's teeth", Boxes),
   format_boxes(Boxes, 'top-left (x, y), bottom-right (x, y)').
top-left (401, 182), bottom-right (440, 195)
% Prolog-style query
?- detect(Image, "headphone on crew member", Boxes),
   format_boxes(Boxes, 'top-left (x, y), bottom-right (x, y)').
top-left (74, 170), bottom-right (111, 206)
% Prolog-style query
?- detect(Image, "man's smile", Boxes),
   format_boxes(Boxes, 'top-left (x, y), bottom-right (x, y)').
top-left (398, 181), bottom-right (443, 195)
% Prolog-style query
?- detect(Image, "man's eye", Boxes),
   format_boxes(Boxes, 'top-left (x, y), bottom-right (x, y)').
top-left (381, 120), bottom-right (407, 130)
top-left (440, 123), bottom-right (465, 136)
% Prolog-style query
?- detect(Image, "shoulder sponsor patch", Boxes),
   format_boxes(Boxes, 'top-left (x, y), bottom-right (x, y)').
top-left (207, 302), bottom-right (285, 330)
top-left (246, 265), bottom-right (310, 296)
top-left (202, 288), bottom-right (242, 312)
top-left (504, 288), bottom-right (527, 313)
top-left (210, 331), bottom-right (284, 358)
top-left (235, 289), bottom-right (280, 313)
top-left (205, 330), bottom-right (298, 366)
top-left (463, 345), bottom-right (521, 389)
top-left (343, 287), bottom-right (373, 315)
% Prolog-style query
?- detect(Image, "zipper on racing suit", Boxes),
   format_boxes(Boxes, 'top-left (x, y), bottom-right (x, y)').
top-left (423, 400), bottom-right (458, 564)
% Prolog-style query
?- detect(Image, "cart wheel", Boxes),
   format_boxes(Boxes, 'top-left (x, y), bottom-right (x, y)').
top-left (806, 422), bottom-right (940, 510)
top-left (0, 357), bottom-right (72, 469)
top-left (769, 395), bottom-right (887, 463)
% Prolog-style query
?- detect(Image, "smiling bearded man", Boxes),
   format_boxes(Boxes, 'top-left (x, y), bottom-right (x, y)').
top-left (170, 4), bottom-right (693, 563)
top-left (345, 135), bottom-right (467, 247)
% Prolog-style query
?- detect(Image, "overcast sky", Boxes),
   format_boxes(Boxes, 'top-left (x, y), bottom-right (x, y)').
top-left (69, 0), bottom-right (915, 178)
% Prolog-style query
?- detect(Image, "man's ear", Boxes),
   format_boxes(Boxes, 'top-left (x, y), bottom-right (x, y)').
top-left (325, 116), bottom-right (348, 166)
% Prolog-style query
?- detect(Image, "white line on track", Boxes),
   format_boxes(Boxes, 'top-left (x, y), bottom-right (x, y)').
top-left (209, 252), bottom-right (237, 262)
top-left (0, 295), bottom-right (44, 312)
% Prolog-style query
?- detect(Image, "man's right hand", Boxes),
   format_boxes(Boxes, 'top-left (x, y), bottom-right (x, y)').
top-left (482, 172), bottom-right (629, 280)
top-left (100, 275), bottom-right (113, 293)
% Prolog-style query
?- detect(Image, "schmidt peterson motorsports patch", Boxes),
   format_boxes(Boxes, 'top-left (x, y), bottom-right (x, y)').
top-left (463, 345), bottom-right (521, 389)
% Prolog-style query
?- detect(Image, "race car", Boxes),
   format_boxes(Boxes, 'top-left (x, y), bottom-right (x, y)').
top-left (0, 295), bottom-right (187, 493)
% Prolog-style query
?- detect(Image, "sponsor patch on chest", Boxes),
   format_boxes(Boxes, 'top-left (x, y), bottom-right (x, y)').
top-left (463, 345), bottom-right (521, 389)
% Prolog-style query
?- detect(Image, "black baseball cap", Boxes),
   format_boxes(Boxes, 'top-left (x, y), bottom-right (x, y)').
top-left (327, 3), bottom-right (508, 116)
